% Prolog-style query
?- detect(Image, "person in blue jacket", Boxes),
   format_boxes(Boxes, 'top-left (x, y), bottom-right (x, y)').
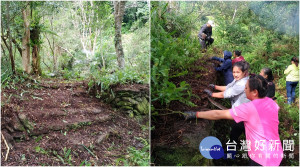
top-left (211, 50), bottom-right (234, 85)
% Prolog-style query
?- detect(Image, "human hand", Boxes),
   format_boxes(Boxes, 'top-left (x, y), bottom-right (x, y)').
top-left (203, 89), bottom-right (212, 96)
top-left (208, 84), bottom-right (215, 89)
top-left (184, 111), bottom-right (197, 120)
top-left (202, 33), bottom-right (207, 39)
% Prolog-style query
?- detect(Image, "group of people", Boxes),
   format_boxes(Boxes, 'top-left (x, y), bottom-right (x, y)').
top-left (198, 20), bottom-right (299, 105)
top-left (186, 20), bottom-right (300, 166)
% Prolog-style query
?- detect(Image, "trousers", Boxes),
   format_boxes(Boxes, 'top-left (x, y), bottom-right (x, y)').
top-left (199, 37), bottom-right (214, 50)
top-left (286, 81), bottom-right (298, 104)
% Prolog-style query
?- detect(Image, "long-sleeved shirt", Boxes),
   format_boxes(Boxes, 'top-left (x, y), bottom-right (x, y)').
top-left (198, 24), bottom-right (212, 39)
top-left (284, 64), bottom-right (299, 82)
top-left (224, 76), bottom-right (250, 108)
top-left (232, 56), bottom-right (245, 65)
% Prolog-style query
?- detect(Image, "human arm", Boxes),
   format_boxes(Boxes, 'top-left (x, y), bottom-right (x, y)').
top-left (198, 25), bottom-right (207, 39)
top-left (223, 80), bottom-right (246, 99)
top-left (204, 89), bottom-right (224, 98)
top-left (185, 101), bottom-right (253, 121)
top-left (215, 59), bottom-right (231, 71)
top-left (211, 56), bottom-right (224, 62)
top-left (284, 65), bottom-right (292, 75)
top-left (196, 109), bottom-right (233, 120)
top-left (212, 92), bottom-right (224, 98)
top-left (215, 85), bottom-right (226, 91)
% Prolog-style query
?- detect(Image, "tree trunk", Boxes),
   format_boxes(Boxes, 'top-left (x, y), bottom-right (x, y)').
top-left (6, 2), bottom-right (16, 74)
top-left (22, 3), bottom-right (31, 74)
top-left (114, 1), bottom-right (126, 69)
top-left (31, 24), bottom-right (42, 75)
top-left (51, 14), bottom-right (57, 72)
top-left (32, 44), bottom-right (41, 75)
top-left (231, 5), bottom-right (237, 25)
top-left (98, 28), bottom-right (105, 69)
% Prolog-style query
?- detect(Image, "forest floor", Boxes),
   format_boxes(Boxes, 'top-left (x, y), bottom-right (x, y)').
top-left (1, 78), bottom-right (148, 166)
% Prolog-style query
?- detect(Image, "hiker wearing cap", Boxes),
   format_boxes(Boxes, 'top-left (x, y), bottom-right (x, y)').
top-left (198, 20), bottom-right (215, 52)
top-left (232, 50), bottom-right (245, 65)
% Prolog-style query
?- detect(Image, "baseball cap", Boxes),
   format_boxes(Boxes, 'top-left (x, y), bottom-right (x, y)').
top-left (207, 20), bottom-right (215, 27)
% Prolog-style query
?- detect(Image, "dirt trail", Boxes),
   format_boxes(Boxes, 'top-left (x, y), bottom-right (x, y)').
top-left (1, 78), bottom-right (148, 166)
top-left (151, 57), bottom-right (220, 147)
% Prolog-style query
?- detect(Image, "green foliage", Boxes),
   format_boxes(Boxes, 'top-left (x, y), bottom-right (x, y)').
top-left (151, 2), bottom-right (200, 107)
top-left (35, 145), bottom-right (49, 155)
top-left (151, 2), bottom-right (299, 166)
top-left (89, 66), bottom-right (148, 93)
top-left (214, 19), bottom-right (251, 51)
top-left (52, 147), bottom-right (73, 165)
top-left (87, 22), bottom-right (149, 95)
top-left (61, 69), bottom-right (81, 80)
top-left (115, 138), bottom-right (149, 166)
top-left (1, 69), bottom-right (39, 90)
top-left (80, 160), bottom-right (92, 166)
top-left (123, 1), bottom-right (149, 32)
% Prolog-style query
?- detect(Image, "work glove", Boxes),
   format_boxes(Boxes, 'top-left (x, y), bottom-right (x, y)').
top-left (204, 89), bottom-right (212, 96)
top-left (208, 84), bottom-right (215, 89)
top-left (184, 111), bottom-right (197, 120)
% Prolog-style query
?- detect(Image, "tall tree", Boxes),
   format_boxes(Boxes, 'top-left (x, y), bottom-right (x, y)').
top-left (31, 15), bottom-right (42, 75)
top-left (22, 2), bottom-right (31, 74)
top-left (2, 2), bottom-right (16, 74)
top-left (71, 0), bottom-right (101, 59)
top-left (113, 1), bottom-right (126, 69)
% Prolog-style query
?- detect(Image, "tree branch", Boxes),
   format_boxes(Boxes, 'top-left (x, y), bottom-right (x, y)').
top-left (1, 35), bottom-right (9, 51)
top-left (12, 38), bottom-right (22, 57)
top-left (57, 46), bottom-right (74, 57)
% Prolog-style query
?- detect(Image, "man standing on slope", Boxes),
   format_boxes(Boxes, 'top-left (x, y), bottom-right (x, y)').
top-left (198, 20), bottom-right (215, 53)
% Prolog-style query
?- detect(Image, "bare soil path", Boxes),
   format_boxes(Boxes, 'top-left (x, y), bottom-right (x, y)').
top-left (1, 78), bottom-right (148, 166)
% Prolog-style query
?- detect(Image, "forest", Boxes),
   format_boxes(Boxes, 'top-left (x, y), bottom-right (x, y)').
top-left (151, 1), bottom-right (299, 166)
top-left (1, 0), bottom-right (299, 166)
top-left (1, 1), bottom-right (149, 166)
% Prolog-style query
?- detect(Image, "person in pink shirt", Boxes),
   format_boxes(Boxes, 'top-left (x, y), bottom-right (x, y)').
top-left (185, 75), bottom-right (283, 166)
top-left (232, 50), bottom-right (245, 65)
